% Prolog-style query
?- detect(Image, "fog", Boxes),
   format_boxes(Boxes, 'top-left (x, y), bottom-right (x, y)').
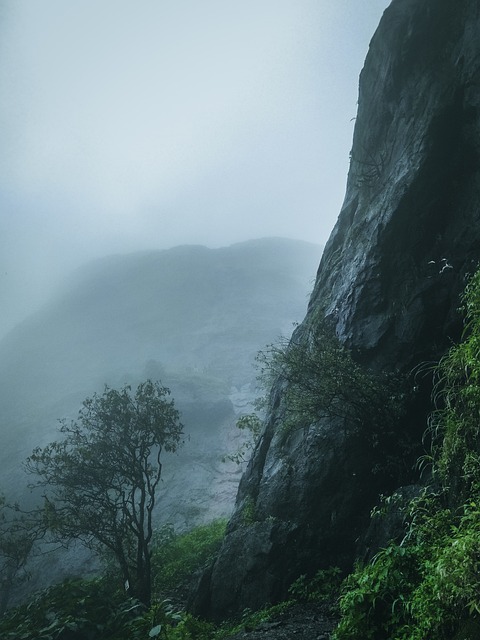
top-left (0, 0), bottom-right (390, 338)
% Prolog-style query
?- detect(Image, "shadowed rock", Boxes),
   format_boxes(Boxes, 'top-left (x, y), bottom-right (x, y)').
top-left (192, 0), bottom-right (480, 621)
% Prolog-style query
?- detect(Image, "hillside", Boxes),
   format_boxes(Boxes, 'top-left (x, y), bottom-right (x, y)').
top-left (0, 237), bottom-right (321, 531)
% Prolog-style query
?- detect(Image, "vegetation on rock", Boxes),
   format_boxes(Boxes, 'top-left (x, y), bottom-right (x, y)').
top-left (152, 519), bottom-right (227, 599)
top-left (333, 268), bottom-right (480, 639)
top-left (256, 320), bottom-right (409, 478)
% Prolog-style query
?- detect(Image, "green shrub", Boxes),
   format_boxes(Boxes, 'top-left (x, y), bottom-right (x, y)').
top-left (288, 567), bottom-right (342, 603)
top-left (0, 577), bottom-right (157, 640)
top-left (152, 519), bottom-right (227, 597)
top-left (333, 268), bottom-right (480, 640)
top-left (334, 497), bottom-right (480, 640)
top-left (334, 544), bottom-right (421, 640)
top-left (256, 321), bottom-right (410, 479)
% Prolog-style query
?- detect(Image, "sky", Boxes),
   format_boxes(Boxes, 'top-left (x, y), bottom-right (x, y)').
top-left (0, 0), bottom-right (390, 338)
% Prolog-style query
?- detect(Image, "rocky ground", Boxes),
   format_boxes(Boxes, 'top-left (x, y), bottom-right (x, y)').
top-left (226, 602), bottom-right (338, 640)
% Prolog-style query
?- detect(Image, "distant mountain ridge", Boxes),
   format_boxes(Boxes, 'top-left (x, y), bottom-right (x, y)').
top-left (0, 238), bottom-right (321, 525)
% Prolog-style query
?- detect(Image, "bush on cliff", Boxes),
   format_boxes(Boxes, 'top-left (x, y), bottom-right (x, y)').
top-left (256, 319), bottom-right (410, 479)
top-left (334, 268), bottom-right (480, 640)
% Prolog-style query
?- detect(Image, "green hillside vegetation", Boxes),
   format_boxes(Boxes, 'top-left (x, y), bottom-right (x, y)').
top-left (0, 516), bottom-right (334, 639)
top-left (0, 521), bottom-right (226, 640)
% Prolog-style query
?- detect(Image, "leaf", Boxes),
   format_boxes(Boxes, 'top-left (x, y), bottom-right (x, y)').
top-left (148, 624), bottom-right (163, 637)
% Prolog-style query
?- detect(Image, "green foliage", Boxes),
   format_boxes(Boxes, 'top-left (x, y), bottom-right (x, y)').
top-left (0, 577), bottom-right (167, 639)
top-left (334, 494), bottom-right (480, 640)
top-left (26, 380), bottom-right (184, 606)
top-left (223, 414), bottom-right (262, 465)
top-left (160, 612), bottom-right (216, 640)
top-left (1, 575), bottom-right (293, 640)
top-left (0, 519), bottom-right (227, 640)
top-left (334, 268), bottom-right (480, 640)
top-left (152, 519), bottom-right (227, 597)
top-left (0, 493), bottom-right (38, 615)
top-left (428, 268), bottom-right (480, 496)
top-left (288, 567), bottom-right (342, 604)
top-left (257, 324), bottom-right (358, 426)
top-left (334, 544), bottom-right (421, 639)
top-left (256, 321), bottom-right (397, 427)
top-left (256, 321), bottom-right (408, 477)
top-left (0, 516), bottom-right (349, 639)
top-left (238, 496), bottom-right (257, 525)
top-left (151, 601), bottom-right (297, 640)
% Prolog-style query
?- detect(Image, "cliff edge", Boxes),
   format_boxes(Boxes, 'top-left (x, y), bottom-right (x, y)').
top-left (193, 0), bottom-right (480, 620)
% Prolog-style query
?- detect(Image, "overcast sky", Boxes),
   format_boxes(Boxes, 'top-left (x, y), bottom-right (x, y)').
top-left (0, 0), bottom-right (390, 338)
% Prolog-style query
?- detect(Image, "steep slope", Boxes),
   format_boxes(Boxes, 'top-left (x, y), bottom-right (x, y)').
top-left (194, 0), bottom-right (480, 620)
top-left (0, 237), bottom-right (320, 531)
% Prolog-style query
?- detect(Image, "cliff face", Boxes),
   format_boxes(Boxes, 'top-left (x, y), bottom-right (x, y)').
top-left (193, 0), bottom-right (480, 620)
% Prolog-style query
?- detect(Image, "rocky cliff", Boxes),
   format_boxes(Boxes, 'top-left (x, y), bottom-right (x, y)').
top-left (193, 0), bottom-right (480, 620)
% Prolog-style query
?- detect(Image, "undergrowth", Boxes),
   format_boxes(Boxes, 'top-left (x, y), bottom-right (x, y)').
top-left (0, 519), bottom-right (226, 640)
top-left (152, 519), bottom-right (227, 599)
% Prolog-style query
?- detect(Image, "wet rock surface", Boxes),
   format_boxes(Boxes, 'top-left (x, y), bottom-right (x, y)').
top-left (194, 0), bottom-right (480, 620)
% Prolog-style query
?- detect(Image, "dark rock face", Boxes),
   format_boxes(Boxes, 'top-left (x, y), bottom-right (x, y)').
top-left (192, 0), bottom-right (480, 621)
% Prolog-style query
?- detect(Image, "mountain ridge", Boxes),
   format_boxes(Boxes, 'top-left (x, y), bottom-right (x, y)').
top-left (0, 237), bottom-right (321, 515)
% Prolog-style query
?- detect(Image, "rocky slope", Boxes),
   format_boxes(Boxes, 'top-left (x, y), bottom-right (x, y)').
top-left (193, 0), bottom-right (480, 620)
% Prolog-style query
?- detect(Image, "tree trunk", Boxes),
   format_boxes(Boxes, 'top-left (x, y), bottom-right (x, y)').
top-left (134, 544), bottom-right (152, 607)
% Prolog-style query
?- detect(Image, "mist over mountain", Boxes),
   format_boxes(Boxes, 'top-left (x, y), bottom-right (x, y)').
top-left (0, 237), bottom-right (320, 531)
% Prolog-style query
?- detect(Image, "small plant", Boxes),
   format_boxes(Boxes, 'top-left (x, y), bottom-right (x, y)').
top-left (223, 413), bottom-right (262, 465)
top-left (239, 496), bottom-right (257, 525)
top-left (288, 567), bottom-right (342, 604)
